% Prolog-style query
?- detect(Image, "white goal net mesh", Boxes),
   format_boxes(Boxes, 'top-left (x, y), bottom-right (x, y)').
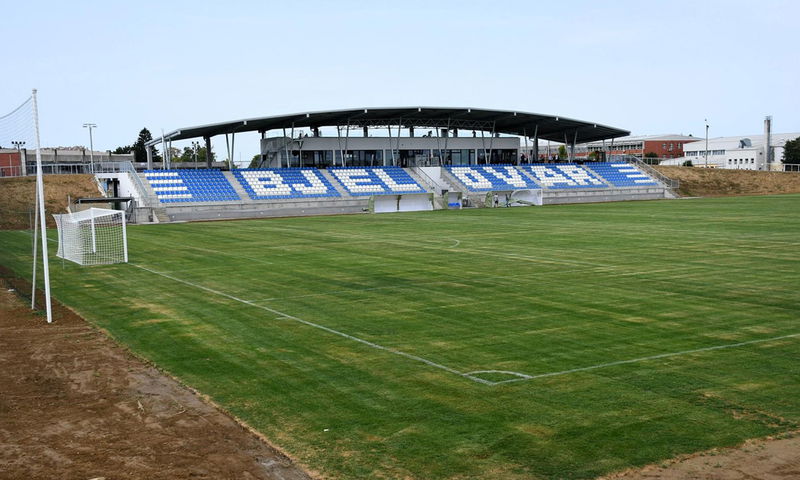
top-left (53, 208), bottom-right (128, 266)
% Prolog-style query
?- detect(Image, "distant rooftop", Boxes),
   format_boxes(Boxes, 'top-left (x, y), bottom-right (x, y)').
top-left (583, 134), bottom-right (697, 145)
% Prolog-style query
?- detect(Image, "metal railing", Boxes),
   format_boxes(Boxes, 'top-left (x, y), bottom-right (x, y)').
top-left (94, 161), bottom-right (151, 206)
top-left (411, 167), bottom-right (444, 194)
top-left (782, 164), bottom-right (800, 172)
top-left (620, 156), bottom-right (680, 189)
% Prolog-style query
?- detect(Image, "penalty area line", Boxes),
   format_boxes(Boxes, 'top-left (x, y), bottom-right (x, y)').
top-left (129, 263), bottom-right (493, 385)
top-left (489, 332), bottom-right (800, 385)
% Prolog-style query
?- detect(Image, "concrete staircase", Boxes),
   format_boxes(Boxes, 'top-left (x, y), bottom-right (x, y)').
top-left (319, 169), bottom-right (351, 197)
top-left (224, 171), bottom-right (249, 200)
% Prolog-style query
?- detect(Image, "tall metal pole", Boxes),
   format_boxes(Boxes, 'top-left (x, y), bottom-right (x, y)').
top-left (32, 89), bottom-right (53, 324)
top-left (83, 123), bottom-right (97, 173)
top-left (704, 119), bottom-right (709, 167)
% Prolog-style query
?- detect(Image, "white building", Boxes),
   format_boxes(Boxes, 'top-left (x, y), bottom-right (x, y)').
top-left (661, 132), bottom-right (798, 170)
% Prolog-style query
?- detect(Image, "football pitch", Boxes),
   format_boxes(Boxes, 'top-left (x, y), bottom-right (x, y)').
top-left (1, 195), bottom-right (799, 479)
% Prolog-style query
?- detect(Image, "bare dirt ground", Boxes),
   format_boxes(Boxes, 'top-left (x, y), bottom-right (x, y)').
top-left (655, 166), bottom-right (800, 197)
top-left (0, 271), bottom-right (312, 480)
top-left (0, 175), bottom-right (101, 230)
top-left (601, 435), bottom-right (800, 480)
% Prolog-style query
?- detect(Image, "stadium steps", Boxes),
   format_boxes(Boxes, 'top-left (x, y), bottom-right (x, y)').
top-left (224, 171), bottom-right (250, 199)
top-left (404, 168), bottom-right (436, 194)
top-left (319, 169), bottom-right (351, 197)
top-left (152, 207), bottom-right (170, 223)
top-left (439, 167), bottom-right (469, 193)
top-left (135, 173), bottom-right (164, 207)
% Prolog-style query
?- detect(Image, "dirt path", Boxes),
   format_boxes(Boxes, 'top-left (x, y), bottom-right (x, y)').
top-left (0, 274), bottom-right (313, 480)
top-left (601, 434), bottom-right (800, 480)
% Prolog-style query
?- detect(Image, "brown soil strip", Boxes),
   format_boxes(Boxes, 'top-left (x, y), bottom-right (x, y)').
top-left (0, 174), bottom-right (101, 229)
top-left (600, 434), bottom-right (800, 480)
top-left (655, 166), bottom-right (800, 197)
top-left (0, 271), bottom-right (313, 480)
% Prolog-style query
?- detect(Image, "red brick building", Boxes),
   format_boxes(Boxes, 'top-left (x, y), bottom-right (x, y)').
top-left (0, 149), bottom-right (23, 177)
top-left (581, 134), bottom-right (698, 160)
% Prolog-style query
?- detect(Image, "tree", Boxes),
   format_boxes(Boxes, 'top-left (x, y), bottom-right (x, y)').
top-left (248, 154), bottom-right (262, 168)
top-left (174, 146), bottom-right (215, 164)
top-left (587, 151), bottom-right (602, 161)
top-left (557, 145), bottom-right (568, 161)
top-left (115, 128), bottom-right (160, 162)
top-left (113, 145), bottom-right (133, 155)
top-left (133, 128), bottom-right (156, 163)
top-left (783, 136), bottom-right (800, 164)
top-left (682, 160), bottom-right (693, 167)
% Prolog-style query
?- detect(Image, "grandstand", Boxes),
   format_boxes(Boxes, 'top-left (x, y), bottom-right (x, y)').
top-left (128, 161), bottom-right (670, 221)
top-left (91, 108), bottom-right (677, 222)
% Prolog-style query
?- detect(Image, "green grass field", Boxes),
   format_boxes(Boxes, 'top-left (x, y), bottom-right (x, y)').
top-left (1, 195), bottom-right (799, 479)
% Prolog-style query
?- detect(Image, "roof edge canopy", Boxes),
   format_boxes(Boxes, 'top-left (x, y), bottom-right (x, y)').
top-left (146, 107), bottom-right (629, 146)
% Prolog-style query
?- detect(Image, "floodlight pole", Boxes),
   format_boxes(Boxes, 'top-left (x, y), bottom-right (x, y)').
top-left (32, 89), bottom-right (53, 324)
top-left (83, 123), bottom-right (97, 173)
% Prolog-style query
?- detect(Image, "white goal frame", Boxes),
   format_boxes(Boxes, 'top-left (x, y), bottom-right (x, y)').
top-left (53, 208), bottom-right (128, 266)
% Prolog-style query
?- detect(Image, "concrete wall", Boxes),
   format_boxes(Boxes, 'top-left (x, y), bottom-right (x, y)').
top-left (95, 172), bottom-right (144, 203)
top-left (373, 194), bottom-right (433, 213)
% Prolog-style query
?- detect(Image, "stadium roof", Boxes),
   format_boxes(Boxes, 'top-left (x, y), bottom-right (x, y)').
top-left (147, 107), bottom-right (629, 146)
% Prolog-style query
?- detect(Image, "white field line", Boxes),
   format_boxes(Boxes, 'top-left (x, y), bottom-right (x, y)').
top-left (482, 332), bottom-right (800, 386)
top-left (14, 231), bottom-right (798, 386)
top-left (130, 263), bottom-right (800, 387)
top-left (129, 263), bottom-right (494, 385)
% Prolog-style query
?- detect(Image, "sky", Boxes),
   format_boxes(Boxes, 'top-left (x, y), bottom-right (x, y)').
top-left (2, 0), bottom-right (798, 164)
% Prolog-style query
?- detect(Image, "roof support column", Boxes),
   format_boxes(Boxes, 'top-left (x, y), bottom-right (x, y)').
top-left (488, 121), bottom-right (496, 164)
top-left (283, 128), bottom-right (289, 168)
top-left (260, 131), bottom-right (266, 167)
top-left (571, 130), bottom-right (578, 162)
top-left (290, 123), bottom-right (296, 168)
top-left (522, 128), bottom-right (528, 166)
top-left (435, 125), bottom-right (443, 166)
top-left (443, 118), bottom-right (451, 165)
top-left (231, 133), bottom-right (235, 170)
top-left (344, 121), bottom-right (351, 167)
top-left (146, 144), bottom-right (153, 169)
top-left (479, 129), bottom-right (487, 165)
top-left (204, 136), bottom-right (212, 168)
top-left (532, 125), bottom-right (539, 163)
top-left (387, 123), bottom-right (396, 166)
top-left (336, 125), bottom-right (343, 167)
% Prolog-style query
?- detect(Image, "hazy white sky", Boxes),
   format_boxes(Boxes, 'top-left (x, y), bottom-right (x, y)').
top-left (2, 0), bottom-right (798, 162)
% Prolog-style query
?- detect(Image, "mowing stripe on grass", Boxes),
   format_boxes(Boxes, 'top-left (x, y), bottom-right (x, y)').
top-left (131, 262), bottom-right (799, 388)
top-left (130, 263), bottom-right (495, 385)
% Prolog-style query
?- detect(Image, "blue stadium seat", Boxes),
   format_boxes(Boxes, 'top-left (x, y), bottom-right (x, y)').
top-left (585, 163), bottom-right (659, 187)
top-left (445, 165), bottom-right (540, 191)
top-left (328, 167), bottom-right (426, 196)
top-left (232, 168), bottom-right (340, 199)
top-left (521, 164), bottom-right (608, 189)
top-left (144, 169), bottom-right (240, 203)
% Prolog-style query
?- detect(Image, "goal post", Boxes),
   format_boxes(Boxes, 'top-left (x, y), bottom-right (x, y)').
top-left (53, 208), bottom-right (128, 266)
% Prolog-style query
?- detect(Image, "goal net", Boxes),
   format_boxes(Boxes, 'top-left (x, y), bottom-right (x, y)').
top-left (53, 208), bottom-right (128, 265)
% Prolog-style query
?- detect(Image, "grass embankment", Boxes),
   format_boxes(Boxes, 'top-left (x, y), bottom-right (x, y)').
top-left (1, 197), bottom-right (799, 479)
top-left (0, 174), bottom-right (100, 229)
top-left (655, 166), bottom-right (800, 197)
